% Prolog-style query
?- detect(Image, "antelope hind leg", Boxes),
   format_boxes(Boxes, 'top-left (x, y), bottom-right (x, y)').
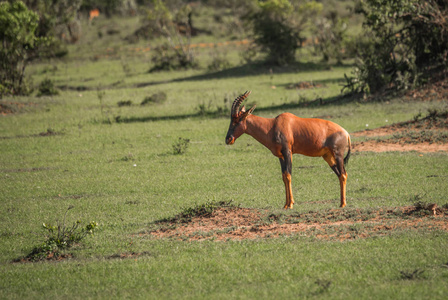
top-left (282, 172), bottom-right (294, 209)
top-left (323, 152), bottom-right (347, 208)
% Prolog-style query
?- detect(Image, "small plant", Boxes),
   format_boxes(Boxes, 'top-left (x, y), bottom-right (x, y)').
top-left (121, 58), bottom-right (132, 76)
top-left (313, 279), bottom-right (332, 295)
top-left (37, 78), bottom-right (59, 97)
top-left (413, 112), bottom-right (422, 122)
top-left (96, 87), bottom-right (106, 117)
top-left (120, 153), bottom-right (134, 161)
top-left (172, 137), bottom-right (190, 155)
top-left (141, 92), bottom-right (167, 105)
top-left (117, 100), bottom-right (132, 107)
top-left (23, 206), bottom-right (98, 262)
top-left (400, 269), bottom-right (425, 280)
top-left (196, 101), bottom-right (213, 116)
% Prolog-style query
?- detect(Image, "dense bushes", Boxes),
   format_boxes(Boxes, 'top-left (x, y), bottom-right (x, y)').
top-left (0, 2), bottom-right (40, 96)
top-left (346, 0), bottom-right (448, 94)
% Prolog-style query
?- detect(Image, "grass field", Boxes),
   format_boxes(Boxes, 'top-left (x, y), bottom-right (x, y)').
top-left (1, 13), bottom-right (448, 299)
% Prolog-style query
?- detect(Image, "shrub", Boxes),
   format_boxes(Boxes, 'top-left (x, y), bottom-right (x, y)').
top-left (141, 91), bottom-right (167, 105)
top-left (172, 137), bottom-right (190, 155)
top-left (117, 100), bottom-right (133, 107)
top-left (247, 0), bottom-right (322, 66)
top-left (37, 78), bottom-right (59, 97)
top-left (249, 0), bottom-right (300, 65)
top-left (312, 11), bottom-right (349, 64)
top-left (149, 44), bottom-right (198, 72)
top-left (345, 0), bottom-right (448, 94)
top-left (144, 0), bottom-right (198, 72)
top-left (0, 2), bottom-right (40, 95)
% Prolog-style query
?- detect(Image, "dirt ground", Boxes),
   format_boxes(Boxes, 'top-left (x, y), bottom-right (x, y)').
top-left (352, 110), bottom-right (448, 152)
top-left (146, 204), bottom-right (448, 242)
top-left (146, 107), bottom-right (448, 242)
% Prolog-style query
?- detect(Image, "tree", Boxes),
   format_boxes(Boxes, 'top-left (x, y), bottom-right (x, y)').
top-left (312, 11), bottom-right (349, 64)
top-left (22, 0), bottom-right (83, 44)
top-left (248, 0), bottom-right (322, 66)
top-left (0, 1), bottom-right (42, 96)
top-left (145, 0), bottom-right (198, 72)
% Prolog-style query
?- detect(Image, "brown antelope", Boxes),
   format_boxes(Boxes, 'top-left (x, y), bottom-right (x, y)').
top-left (89, 9), bottom-right (100, 25)
top-left (225, 91), bottom-right (351, 209)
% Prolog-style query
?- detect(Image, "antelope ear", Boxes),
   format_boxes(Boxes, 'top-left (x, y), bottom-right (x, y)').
top-left (247, 105), bottom-right (256, 115)
top-left (240, 105), bottom-right (246, 113)
top-left (242, 105), bottom-right (256, 120)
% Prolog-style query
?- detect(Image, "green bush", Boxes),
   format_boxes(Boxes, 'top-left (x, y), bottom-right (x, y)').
top-left (248, 0), bottom-right (322, 66)
top-left (149, 44), bottom-right (198, 72)
top-left (172, 137), bottom-right (190, 155)
top-left (117, 100), bottom-right (133, 107)
top-left (37, 78), bottom-right (59, 97)
top-left (0, 1), bottom-right (40, 95)
top-left (249, 0), bottom-right (300, 65)
top-left (141, 91), bottom-right (167, 105)
top-left (144, 0), bottom-right (198, 72)
top-left (312, 12), bottom-right (349, 64)
top-left (346, 0), bottom-right (448, 94)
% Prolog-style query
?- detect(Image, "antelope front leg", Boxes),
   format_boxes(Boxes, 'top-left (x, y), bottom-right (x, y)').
top-left (280, 150), bottom-right (294, 209)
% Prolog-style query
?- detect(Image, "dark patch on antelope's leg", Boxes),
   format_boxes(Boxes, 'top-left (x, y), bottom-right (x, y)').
top-left (323, 152), bottom-right (347, 207)
top-left (331, 165), bottom-right (341, 177)
top-left (280, 149), bottom-right (294, 209)
top-left (335, 156), bottom-right (347, 208)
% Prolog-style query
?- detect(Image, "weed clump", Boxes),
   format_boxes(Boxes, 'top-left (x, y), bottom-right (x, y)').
top-left (18, 206), bottom-right (98, 262)
top-left (141, 92), bottom-right (167, 105)
top-left (172, 137), bottom-right (190, 155)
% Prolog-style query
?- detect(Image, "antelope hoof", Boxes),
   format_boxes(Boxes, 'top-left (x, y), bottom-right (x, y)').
top-left (340, 203), bottom-right (346, 208)
top-left (284, 204), bottom-right (294, 210)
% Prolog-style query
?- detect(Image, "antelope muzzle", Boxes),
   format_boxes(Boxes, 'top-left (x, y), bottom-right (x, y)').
top-left (226, 134), bottom-right (235, 145)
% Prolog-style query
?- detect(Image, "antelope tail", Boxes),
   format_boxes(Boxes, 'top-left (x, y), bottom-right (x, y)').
top-left (344, 135), bottom-right (351, 166)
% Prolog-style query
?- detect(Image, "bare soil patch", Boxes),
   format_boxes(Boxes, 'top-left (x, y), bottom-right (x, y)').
top-left (353, 141), bottom-right (448, 153)
top-left (0, 101), bottom-right (37, 115)
top-left (352, 110), bottom-right (448, 152)
top-left (286, 81), bottom-right (324, 90)
top-left (106, 251), bottom-right (151, 260)
top-left (13, 253), bottom-right (73, 263)
top-left (143, 204), bottom-right (448, 242)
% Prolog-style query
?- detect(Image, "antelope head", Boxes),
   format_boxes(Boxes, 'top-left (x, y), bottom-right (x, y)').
top-left (225, 91), bottom-right (256, 145)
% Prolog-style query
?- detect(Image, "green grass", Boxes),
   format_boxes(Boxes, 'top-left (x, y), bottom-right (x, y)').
top-left (1, 13), bottom-right (448, 299)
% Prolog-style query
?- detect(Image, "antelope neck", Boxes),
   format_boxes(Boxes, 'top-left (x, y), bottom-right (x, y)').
top-left (245, 115), bottom-right (274, 149)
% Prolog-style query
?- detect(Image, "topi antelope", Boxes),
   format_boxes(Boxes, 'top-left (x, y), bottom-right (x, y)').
top-left (225, 91), bottom-right (351, 209)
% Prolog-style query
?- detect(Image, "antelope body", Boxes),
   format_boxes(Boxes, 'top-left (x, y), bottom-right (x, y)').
top-left (225, 91), bottom-right (351, 209)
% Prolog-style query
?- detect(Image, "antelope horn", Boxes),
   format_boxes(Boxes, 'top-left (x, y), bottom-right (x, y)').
top-left (231, 91), bottom-right (251, 116)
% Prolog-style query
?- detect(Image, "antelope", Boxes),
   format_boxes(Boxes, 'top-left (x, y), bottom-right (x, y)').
top-left (89, 9), bottom-right (100, 25)
top-left (225, 91), bottom-right (351, 209)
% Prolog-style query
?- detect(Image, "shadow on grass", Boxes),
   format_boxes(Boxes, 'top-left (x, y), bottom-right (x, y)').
top-left (134, 61), bottom-right (344, 88)
top-left (56, 61), bottom-right (353, 92)
top-left (115, 92), bottom-right (361, 124)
